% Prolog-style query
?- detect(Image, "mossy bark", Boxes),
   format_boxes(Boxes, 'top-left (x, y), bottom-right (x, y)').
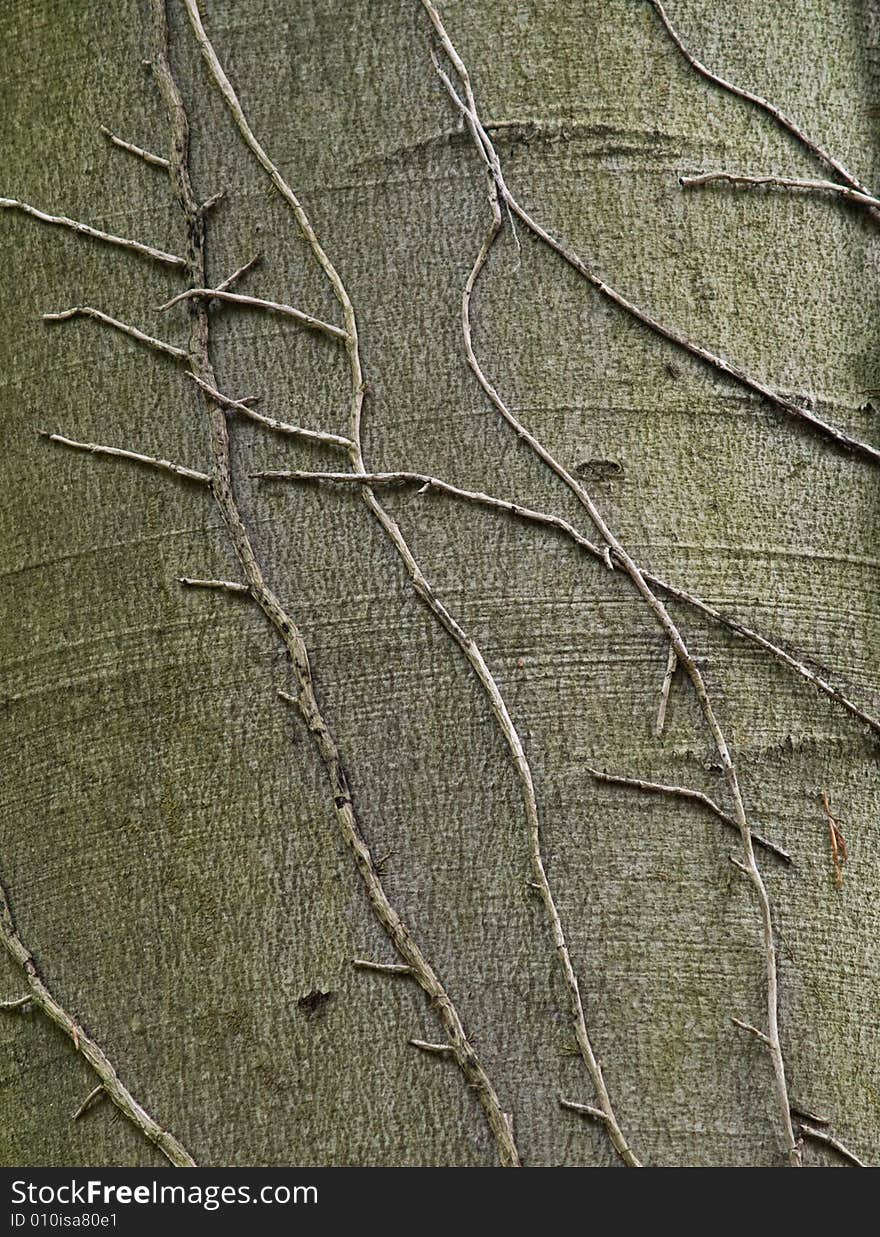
top-left (1, 0), bottom-right (878, 1166)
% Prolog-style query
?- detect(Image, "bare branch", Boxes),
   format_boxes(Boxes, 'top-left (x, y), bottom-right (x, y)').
top-left (215, 253), bottom-right (261, 293)
top-left (680, 171), bottom-right (880, 212)
top-left (647, 0), bottom-right (875, 197)
top-left (188, 374), bottom-right (353, 448)
top-left (41, 432), bottom-right (209, 485)
top-left (352, 959), bottom-right (413, 976)
top-left (0, 876), bottom-right (195, 1166)
top-left (655, 643), bottom-right (678, 738)
top-left (0, 995), bottom-right (32, 1012)
top-left (43, 306), bottom-right (187, 361)
top-left (178, 577), bottom-right (250, 594)
top-left (0, 197), bottom-right (184, 265)
top-left (158, 287), bottom-right (347, 340)
top-left (559, 1097), bottom-right (608, 1124)
top-left (172, 0), bottom-right (521, 1169)
top-left (798, 1123), bottom-right (866, 1167)
top-left (587, 768), bottom-right (791, 864)
top-left (99, 125), bottom-right (169, 169)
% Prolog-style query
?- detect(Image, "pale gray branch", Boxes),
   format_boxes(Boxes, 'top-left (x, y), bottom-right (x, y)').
top-left (0, 197), bottom-right (184, 265)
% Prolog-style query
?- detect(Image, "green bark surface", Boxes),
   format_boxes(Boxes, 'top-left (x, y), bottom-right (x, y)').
top-left (1, 0), bottom-right (878, 1166)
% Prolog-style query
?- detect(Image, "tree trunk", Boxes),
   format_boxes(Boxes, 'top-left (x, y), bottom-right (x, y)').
top-left (1, 0), bottom-right (877, 1167)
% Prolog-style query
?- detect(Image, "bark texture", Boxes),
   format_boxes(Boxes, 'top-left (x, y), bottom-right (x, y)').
top-left (1, 0), bottom-right (878, 1166)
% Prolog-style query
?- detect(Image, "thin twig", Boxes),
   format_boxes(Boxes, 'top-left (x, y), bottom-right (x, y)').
top-left (215, 253), bottom-right (261, 292)
top-left (559, 1097), bottom-right (608, 1124)
top-left (820, 789), bottom-right (848, 889)
top-left (586, 768), bottom-right (791, 864)
top-left (158, 287), bottom-right (347, 340)
top-left (0, 197), bottom-right (184, 265)
top-left (410, 1039), bottom-right (453, 1055)
top-left (100, 125), bottom-right (170, 169)
top-left (72, 1084), bottom-right (106, 1122)
top-left (352, 959), bottom-right (413, 976)
top-left (188, 373), bottom-right (353, 448)
top-left (41, 432), bottom-right (209, 485)
top-left (790, 1103), bottom-right (829, 1127)
top-left (647, 0), bottom-right (876, 198)
top-left (178, 577), bottom-right (250, 594)
top-left (0, 995), bottom-right (32, 1011)
top-left (43, 306), bottom-right (187, 362)
top-left (680, 171), bottom-right (880, 212)
top-left (656, 643), bottom-right (678, 738)
top-left (798, 1123), bottom-right (866, 1167)
top-left (0, 876), bottom-right (195, 1165)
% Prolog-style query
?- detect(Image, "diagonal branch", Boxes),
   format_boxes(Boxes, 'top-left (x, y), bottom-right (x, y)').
top-left (188, 373), bottom-right (353, 448)
top-left (0, 876), bottom-right (195, 1166)
top-left (0, 197), bottom-right (184, 265)
top-left (158, 287), bottom-right (347, 340)
top-left (647, 0), bottom-right (876, 200)
top-left (40, 431), bottom-right (209, 485)
top-left (586, 768), bottom-right (791, 864)
top-left (43, 306), bottom-right (187, 361)
top-left (100, 125), bottom-right (170, 170)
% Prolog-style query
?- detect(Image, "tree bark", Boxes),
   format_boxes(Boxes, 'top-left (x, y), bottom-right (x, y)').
top-left (1, 0), bottom-right (878, 1167)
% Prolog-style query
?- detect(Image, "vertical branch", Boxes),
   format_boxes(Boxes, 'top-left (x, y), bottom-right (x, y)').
top-left (422, 0), bottom-right (801, 1165)
top-left (184, 0), bottom-right (642, 1167)
top-left (164, 0), bottom-right (519, 1167)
